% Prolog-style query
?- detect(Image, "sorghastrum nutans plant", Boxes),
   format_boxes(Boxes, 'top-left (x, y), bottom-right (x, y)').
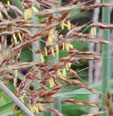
top-left (0, 0), bottom-right (111, 116)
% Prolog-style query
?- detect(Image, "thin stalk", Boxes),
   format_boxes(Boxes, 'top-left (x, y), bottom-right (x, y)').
top-left (0, 80), bottom-right (35, 116)
top-left (50, 1), bottom-right (62, 116)
top-left (89, 0), bottom-right (100, 113)
top-left (12, 74), bottom-right (18, 116)
top-left (102, 0), bottom-right (111, 115)
top-left (32, 14), bottom-right (41, 63)
top-left (31, 12), bottom-right (44, 116)
top-left (31, 12), bottom-right (42, 77)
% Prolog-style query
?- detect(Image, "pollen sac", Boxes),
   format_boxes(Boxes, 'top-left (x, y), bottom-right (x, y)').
top-left (90, 27), bottom-right (96, 37)
top-left (7, 0), bottom-right (10, 6)
top-left (13, 34), bottom-right (18, 44)
top-left (62, 42), bottom-right (65, 50)
top-left (20, 96), bottom-right (24, 103)
top-left (57, 70), bottom-right (62, 77)
top-left (66, 63), bottom-right (72, 70)
top-left (24, 8), bottom-right (32, 20)
top-left (18, 33), bottom-right (22, 42)
top-left (48, 28), bottom-right (55, 45)
top-left (65, 43), bottom-right (73, 51)
top-left (24, 5), bottom-right (39, 20)
top-left (0, 11), bottom-right (3, 20)
top-left (62, 68), bottom-right (66, 77)
top-left (29, 106), bottom-right (35, 113)
top-left (44, 47), bottom-right (48, 56)
top-left (36, 103), bottom-right (43, 110)
top-left (49, 77), bottom-right (55, 88)
top-left (33, 106), bottom-right (39, 113)
top-left (32, 6), bottom-right (39, 13)
top-left (61, 20), bottom-right (71, 30)
top-left (40, 53), bottom-right (45, 63)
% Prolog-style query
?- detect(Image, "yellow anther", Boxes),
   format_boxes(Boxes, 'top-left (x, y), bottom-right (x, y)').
top-left (61, 20), bottom-right (65, 30)
top-left (65, 43), bottom-right (73, 51)
top-left (40, 53), bottom-right (45, 64)
top-left (48, 28), bottom-right (55, 45)
top-left (14, 69), bottom-right (18, 87)
top-left (67, 20), bottom-right (71, 30)
top-left (29, 106), bottom-right (35, 113)
top-left (34, 106), bottom-right (39, 113)
top-left (57, 70), bottom-right (62, 77)
top-left (7, 0), bottom-right (10, 6)
top-left (9, 64), bottom-right (13, 68)
top-left (62, 42), bottom-right (65, 50)
top-left (37, 103), bottom-right (43, 110)
top-left (61, 20), bottom-right (69, 30)
top-left (56, 44), bottom-right (59, 53)
top-left (45, 47), bottom-right (48, 56)
top-left (49, 77), bottom-right (55, 88)
top-left (63, 23), bottom-right (68, 30)
top-left (0, 11), bottom-right (2, 20)
top-left (15, 70), bottom-right (18, 77)
top-left (62, 68), bottom-right (66, 77)
top-left (13, 34), bottom-right (18, 44)
top-left (24, 9), bottom-right (28, 19)
top-left (24, 9), bottom-right (32, 20)
top-left (65, 43), bottom-right (70, 51)
top-left (91, 27), bottom-right (96, 37)
top-left (61, 20), bottom-right (71, 30)
top-left (20, 96), bottom-right (24, 103)
top-left (68, 63), bottom-right (72, 67)
top-left (28, 8), bottom-right (32, 18)
top-left (51, 48), bottom-right (55, 57)
top-left (66, 63), bottom-right (72, 70)
top-left (32, 6), bottom-right (39, 13)
top-left (18, 33), bottom-right (22, 42)
top-left (49, 28), bottom-right (54, 36)
top-left (66, 64), bottom-right (69, 71)
top-left (22, 0), bottom-right (24, 4)
top-left (68, 43), bottom-right (73, 49)
top-left (48, 36), bottom-right (53, 45)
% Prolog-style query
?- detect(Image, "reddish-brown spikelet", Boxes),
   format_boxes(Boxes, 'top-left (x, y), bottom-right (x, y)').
top-left (48, 108), bottom-right (63, 116)
top-left (64, 99), bottom-right (101, 107)
top-left (80, 3), bottom-right (110, 12)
